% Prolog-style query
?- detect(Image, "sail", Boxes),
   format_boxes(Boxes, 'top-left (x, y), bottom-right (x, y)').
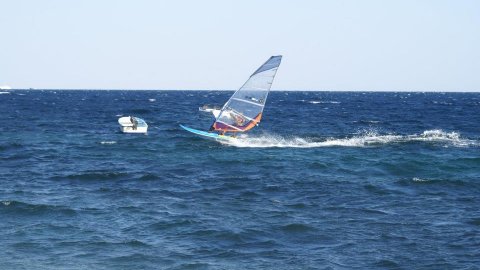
top-left (210, 55), bottom-right (282, 132)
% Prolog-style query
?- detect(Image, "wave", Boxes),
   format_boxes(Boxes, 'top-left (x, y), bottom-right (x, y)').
top-left (129, 109), bottom-right (151, 114)
top-left (1, 200), bottom-right (77, 216)
top-left (100, 141), bottom-right (117, 145)
top-left (281, 223), bottom-right (316, 232)
top-left (52, 171), bottom-right (130, 181)
top-left (0, 142), bottom-right (24, 151)
top-left (396, 177), bottom-right (471, 187)
top-left (409, 129), bottom-right (459, 142)
top-left (309, 100), bottom-right (340, 104)
top-left (221, 129), bottom-right (478, 148)
top-left (412, 177), bottom-right (430, 182)
top-left (354, 120), bottom-right (381, 124)
top-left (299, 99), bottom-right (341, 104)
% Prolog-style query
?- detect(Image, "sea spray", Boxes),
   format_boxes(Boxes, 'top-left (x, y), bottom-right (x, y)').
top-left (221, 129), bottom-right (478, 148)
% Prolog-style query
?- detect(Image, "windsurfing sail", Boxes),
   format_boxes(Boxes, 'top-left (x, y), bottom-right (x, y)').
top-left (210, 55), bottom-right (282, 133)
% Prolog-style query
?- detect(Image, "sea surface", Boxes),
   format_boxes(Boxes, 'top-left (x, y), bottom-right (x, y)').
top-left (1, 90), bottom-right (480, 269)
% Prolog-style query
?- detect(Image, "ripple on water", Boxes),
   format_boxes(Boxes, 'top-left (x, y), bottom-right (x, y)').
top-left (374, 259), bottom-right (400, 268)
top-left (466, 218), bottom-right (480, 226)
top-left (52, 171), bottom-right (131, 181)
top-left (280, 223), bottom-right (316, 233)
top-left (149, 219), bottom-right (201, 231)
top-left (137, 173), bottom-right (160, 181)
top-left (1, 200), bottom-right (77, 217)
top-left (395, 177), bottom-right (474, 188)
top-left (1, 91), bottom-right (480, 269)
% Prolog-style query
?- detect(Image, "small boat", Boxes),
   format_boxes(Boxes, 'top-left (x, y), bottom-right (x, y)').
top-left (199, 104), bottom-right (222, 118)
top-left (118, 116), bottom-right (148, 134)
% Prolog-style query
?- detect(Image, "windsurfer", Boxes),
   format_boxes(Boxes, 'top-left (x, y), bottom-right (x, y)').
top-left (234, 114), bottom-right (245, 126)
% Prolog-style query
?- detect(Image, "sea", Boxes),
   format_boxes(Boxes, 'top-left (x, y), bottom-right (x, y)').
top-left (1, 90), bottom-right (479, 269)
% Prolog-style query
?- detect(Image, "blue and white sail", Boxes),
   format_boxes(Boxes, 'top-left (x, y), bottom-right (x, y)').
top-left (210, 55), bottom-right (282, 132)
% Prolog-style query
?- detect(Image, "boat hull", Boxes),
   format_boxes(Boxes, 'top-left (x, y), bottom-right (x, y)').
top-left (118, 116), bottom-right (148, 134)
top-left (119, 126), bottom-right (148, 133)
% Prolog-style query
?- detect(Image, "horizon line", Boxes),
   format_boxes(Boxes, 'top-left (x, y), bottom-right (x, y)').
top-left (3, 88), bottom-right (480, 93)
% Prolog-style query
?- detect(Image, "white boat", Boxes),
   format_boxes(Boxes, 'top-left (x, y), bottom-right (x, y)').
top-left (199, 105), bottom-right (222, 118)
top-left (118, 116), bottom-right (148, 133)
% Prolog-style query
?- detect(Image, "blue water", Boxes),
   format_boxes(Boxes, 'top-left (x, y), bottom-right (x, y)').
top-left (1, 90), bottom-right (480, 269)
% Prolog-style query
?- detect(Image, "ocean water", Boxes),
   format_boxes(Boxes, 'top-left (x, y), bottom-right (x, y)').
top-left (1, 90), bottom-right (480, 269)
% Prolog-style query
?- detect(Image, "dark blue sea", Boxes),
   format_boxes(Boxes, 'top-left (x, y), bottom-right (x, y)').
top-left (1, 90), bottom-right (480, 269)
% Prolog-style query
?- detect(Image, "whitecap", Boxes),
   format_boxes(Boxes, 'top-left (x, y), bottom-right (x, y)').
top-left (407, 129), bottom-right (476, 147)
top-left (355, 120), bottom-right (381, 124)
top-left (432, 221), bottom-right (462, 226)
top-left (413, 177), bottom-right (430, 182)
top-left (100, 141), bottom-right (117, 145)
top-left (307, 100), bottom-right (341, 104)
top-left (419, 129), bottom-right (459, 140)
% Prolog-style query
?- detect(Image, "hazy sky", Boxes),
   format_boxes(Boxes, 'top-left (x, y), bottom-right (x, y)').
top-left (1, 0), bottom-right (479, 91)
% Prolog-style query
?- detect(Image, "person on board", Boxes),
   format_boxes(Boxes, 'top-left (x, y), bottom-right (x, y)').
top-left (234, 114), bottom-right (245, 126)
top-left (130, 116), bottom-right (137, 130)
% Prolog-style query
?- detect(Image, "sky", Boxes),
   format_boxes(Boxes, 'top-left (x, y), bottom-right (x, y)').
top-left (1, 0), bottom-right (479, 91)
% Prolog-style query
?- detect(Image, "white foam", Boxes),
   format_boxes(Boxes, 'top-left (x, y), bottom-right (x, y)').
top-left (220, 129), bottom-right (478, 148)
top-left (100, 141), bottom-right (117, 145)
top-left (353, 120), bottom-right (381, 124)
top-left (407, 129), bottom-right (475, 147)
top-left (0, 91), bottom-right (10, 94)
top-left (149, 98), bottom-right (156, 102)
top-left (307, 100), bottom-right (341, 104)
top-left (413, 177), bottom-right (430, 182)
top-left (415, 129), bottom-right (459, 141)
top-left (222, 132), bottom-right (401, 148)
